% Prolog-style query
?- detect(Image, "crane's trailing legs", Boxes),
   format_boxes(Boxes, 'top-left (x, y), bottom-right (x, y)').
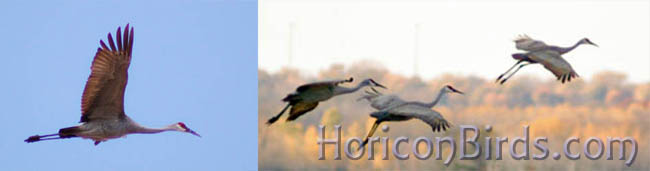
top-left (267, 103), bottom-right (290, 125)
top-left (25, 133), bottom-right (63, 142)
top-left (25, 126), bottom-right (84, 143)
top-left (496, 60), bottom-right (524, 83)
top-left (360, 120), bottom-right (381, 149)
top-left (499, 63), bottom-right (531, 84)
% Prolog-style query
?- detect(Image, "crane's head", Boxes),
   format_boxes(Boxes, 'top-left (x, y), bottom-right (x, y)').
top-left (175, 122), bottom-right (201, 137)
top-left (361, 79), bottom-right (387, 89)
top-left (580, 38), bottom-right (598, 47)
top-left (444, 85), bottom-right (464, 95)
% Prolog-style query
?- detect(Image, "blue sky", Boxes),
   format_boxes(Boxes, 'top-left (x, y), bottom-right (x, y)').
top-left (1, 0), bottom-right (257, 170)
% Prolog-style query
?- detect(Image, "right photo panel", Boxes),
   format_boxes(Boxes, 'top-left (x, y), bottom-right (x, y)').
top-left (258, 0), bottom-right (650, 170)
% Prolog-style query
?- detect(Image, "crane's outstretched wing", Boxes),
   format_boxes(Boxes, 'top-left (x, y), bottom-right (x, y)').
top-left (80, 24), bottom-right (134, 122)
top-left (286, 102), bottom-right (319, 121)
top-left (386, 104), bottom-right (450, 132)
top-left (369, 94), bottom-right (406, 110)
top-left (515, 35), bottom-right (547, 52)
top-left (529, 50), bottom-right (579, 83)
top-left (295, 77), bottom-right (353, 93)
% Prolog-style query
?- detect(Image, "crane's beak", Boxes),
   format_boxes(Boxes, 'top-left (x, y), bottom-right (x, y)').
top-left (585, 39), bottom-right (598, 47)
top-left (448, 86), bottom-right (464, 95)
top-left (375, 83), bottom-right (387, 89)
top-left (371, 81), bottom-right (387, 89)
top-left (188, 129), bottom-right (201, 137)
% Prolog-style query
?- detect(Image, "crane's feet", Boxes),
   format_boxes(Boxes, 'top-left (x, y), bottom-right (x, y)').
top-left (266, 116), bottom-right (280, 125)
top-left (25, 135), bottom-right (41, 143)
top-left (496, 75), bottom-right (504, 83)
top-left (500, 79), bottom-right (508, 85)
top-left (357, 139), bottom-right (369, 151)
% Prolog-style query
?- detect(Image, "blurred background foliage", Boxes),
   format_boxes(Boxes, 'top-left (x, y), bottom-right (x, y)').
top-left (259, 62), bottom-right (649, 170)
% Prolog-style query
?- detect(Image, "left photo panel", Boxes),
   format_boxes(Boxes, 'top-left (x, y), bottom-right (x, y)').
top-left (1, 1), bottom-right (257, 170)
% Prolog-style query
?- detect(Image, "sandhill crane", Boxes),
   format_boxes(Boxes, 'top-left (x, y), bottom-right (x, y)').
top-left (496, 35), bottom-right (598, 84)
top-left (359, 85), bottom-right (464, 110)
top-left (25, 24), bottom-right (200, 145)
top-left (266, 78), bottom-right (386, 125)
top-left (358, 85), bottom-right (463, 148)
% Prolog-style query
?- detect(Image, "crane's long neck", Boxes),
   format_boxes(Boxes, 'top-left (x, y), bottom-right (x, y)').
top-left (425, 88), bottom-right (447, 108)
top-left (558, 40), bottom-right (583, 54)
top-left (132, 124), bottom-right (176, 134)
top-left (334, 82), bottom-right (365, 95)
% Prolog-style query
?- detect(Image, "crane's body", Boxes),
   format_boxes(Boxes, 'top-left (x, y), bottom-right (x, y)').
top-left (496, 35), bottom-right (597, 84)
top-left (266, 78), bottom-right (386, 125)
top-left (25, 24), bottom-right (200, 145)
top-left (358, 85), bottom-right (463, 148)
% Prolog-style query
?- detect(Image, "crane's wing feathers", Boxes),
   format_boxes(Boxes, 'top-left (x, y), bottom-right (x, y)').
top-left (387, 104), bottom-right (450, 132)
top-left (515, 35), bottom-right (548, 52)
top-left (369, 94), bottom-right (406, 110)
top-left (286, 102), bottom-right (319, 121)
top-left (529, 50), bottom-right (579, 84)
top-left (81, 25), bottom-right (134, 122)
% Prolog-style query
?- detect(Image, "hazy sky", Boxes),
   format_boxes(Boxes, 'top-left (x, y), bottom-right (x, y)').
top-left (1, 0), bottom-right (256, 170)
top-left (259, 0), bottom-right (649, 83)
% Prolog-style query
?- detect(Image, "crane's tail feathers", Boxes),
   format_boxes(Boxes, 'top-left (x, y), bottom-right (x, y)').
top-left (511, 53), bottom-right (527, 60)
top-left (58, 126), bottom-right (81, 138)
top-left (267, 104), bottom-right (291, 125)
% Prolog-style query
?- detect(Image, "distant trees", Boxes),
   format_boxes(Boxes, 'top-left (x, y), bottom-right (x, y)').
top-left (258, 64), bottom-right (649, 170)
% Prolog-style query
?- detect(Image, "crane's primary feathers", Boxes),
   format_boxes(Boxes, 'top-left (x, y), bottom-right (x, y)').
top-left (25, 24), bottom-right (200, 145)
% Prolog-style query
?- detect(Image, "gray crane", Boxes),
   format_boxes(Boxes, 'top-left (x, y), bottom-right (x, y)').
top-left (496, 35), bottom-right (598, 84)
top-left (359, 85), bottom-right (464, 110)
top-left (358, 85), bottom-right (463, 148)
top-left (266, 78), bottom-right (386, 125)
top-left (25, 24), bottom-right (200, 146)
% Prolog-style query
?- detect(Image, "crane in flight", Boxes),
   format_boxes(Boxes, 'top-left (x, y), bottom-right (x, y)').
top-left (25, 24), bottom-right (200, 146)
top-left (266, 78), bottom-right (386, 125)
top-left (357, 85), bottom-right (463, 148)
top-left (496, 35), bottom-right (598, 84)
top-left (358, 85), bottom-right (464, 110)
